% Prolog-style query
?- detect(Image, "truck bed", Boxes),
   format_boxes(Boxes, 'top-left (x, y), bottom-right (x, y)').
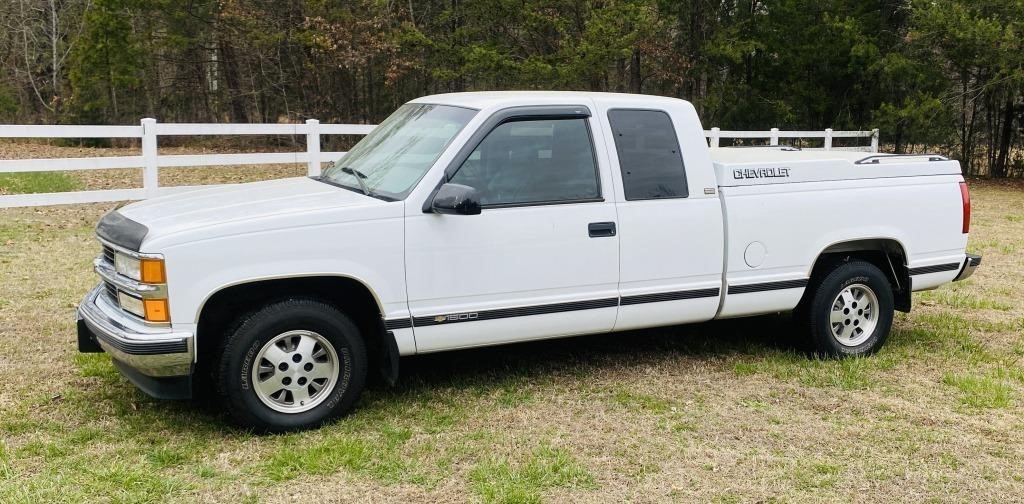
top-left (709, 146), bottom-right (968, 318)
top-left (710, 148), bottom-right (962, 187)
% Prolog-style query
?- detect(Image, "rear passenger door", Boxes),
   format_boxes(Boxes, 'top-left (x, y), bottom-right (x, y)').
top-left (600, 107), bottom-right (725, 330)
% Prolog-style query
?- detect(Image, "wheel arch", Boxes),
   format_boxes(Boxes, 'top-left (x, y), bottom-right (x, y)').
top-left (194, 273), bottom-right (385, 323)
top-left (806, 237), bottom-right (911, 312)
top-left (194, 275), bottom-right (391, 378)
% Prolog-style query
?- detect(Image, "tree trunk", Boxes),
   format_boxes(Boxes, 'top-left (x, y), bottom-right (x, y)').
top-left (49, 0), bottom-right (58, 95)
top-left (218, 38), bottom-right (249, 123)
top-left (958, 73), bottom-right (974, 175)
top-left (629, 48), bottom-right (642, 94)
top-left (992, 99), bottom-right (1016, 178)
top-left (685, 0), bottom-right (702, 101)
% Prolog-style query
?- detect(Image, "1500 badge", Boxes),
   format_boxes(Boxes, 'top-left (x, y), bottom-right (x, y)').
top-left (434, 313), bottom-right (479, 323)
top-left (733, 167), bottom-right (791, 179)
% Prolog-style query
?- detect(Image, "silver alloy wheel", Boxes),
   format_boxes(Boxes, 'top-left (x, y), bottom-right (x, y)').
top-left (829, 283), bottom-right (879, 347)
top-left (251, 330), bottom-right (340, 413)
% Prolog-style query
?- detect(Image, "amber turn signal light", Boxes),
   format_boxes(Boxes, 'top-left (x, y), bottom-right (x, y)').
top-left (143, 298), bottom-right (170, 322)
top-left (140, 259), bottom-right (166, 284)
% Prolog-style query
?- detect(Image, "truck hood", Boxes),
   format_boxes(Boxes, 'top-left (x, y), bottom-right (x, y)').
top-left (116, 177), bottom-right (386, 247)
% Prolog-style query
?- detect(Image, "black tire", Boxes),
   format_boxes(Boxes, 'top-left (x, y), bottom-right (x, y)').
top-left (216, 298), bottom-right (367, 432)
top-left (800, 259), bottom-right (894, 357)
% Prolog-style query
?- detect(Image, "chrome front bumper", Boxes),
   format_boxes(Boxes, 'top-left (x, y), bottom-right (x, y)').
top-left (954, 254), bottom-right (982, 282)
top-left (77, 284), bottom-right (194, 397)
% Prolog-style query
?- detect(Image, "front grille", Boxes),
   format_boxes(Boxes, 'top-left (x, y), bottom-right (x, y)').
top-left (103, 281), bottom-right (119, 303)
top-left (102, 245), bottom-right (116, 265)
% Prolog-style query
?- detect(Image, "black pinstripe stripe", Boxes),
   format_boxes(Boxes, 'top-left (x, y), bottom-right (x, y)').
top-left (412, 297), bottom-right (620, 327)
top-left (386, 281), bottom-right (808, 329)
top-left (908, 262), bottom-right (960, 276)
top-left (620, 288), bottom-right (720, 305)
top-left (383, 318), bottom-right (412, 330)
top-left (727, 278), bottom-right (809, 295)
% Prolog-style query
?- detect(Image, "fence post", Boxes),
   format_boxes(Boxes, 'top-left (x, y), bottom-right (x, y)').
top-left (141, 118), bottom-right (158, 198)
top-left (871, 129), bottom-right (880, 153)
top-left (770, 127), bottom-right (779, 146)
top-left (824, 128), bottom-right (833, 151)
top-left (710, 127), bottom-right (720, 148)
top-left (306, 119), bottom-right (321, 177)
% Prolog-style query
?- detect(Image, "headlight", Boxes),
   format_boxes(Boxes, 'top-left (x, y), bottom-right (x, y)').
top-left (104, 244), bottom-right (170, 322)
top-left (117, 291), bottom-right (145, 318)
top-left (115, 292), bottom-right (169, 322)
top-left (114, 253), bottom-right (140, 280)
top-left (114, 252), bottom-right (166, 284)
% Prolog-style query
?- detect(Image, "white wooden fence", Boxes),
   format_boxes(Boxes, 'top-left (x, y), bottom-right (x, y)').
top-left (705, 127), bottom-right (880, 152)
top-left (0, 119), bottom-right (878, 208)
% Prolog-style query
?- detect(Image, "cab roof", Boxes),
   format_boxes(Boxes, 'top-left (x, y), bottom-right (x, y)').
top-left (409, 91), bottom-right (690, 110)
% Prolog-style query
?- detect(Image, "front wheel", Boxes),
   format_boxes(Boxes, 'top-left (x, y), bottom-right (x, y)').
top-left (217, 298), bottom-right (367, 432)
top-left (801, 260), bottom-right (895, 357)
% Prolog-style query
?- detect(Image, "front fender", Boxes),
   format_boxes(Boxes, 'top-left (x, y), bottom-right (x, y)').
top-left (160, 217), bottom-right (408, 326)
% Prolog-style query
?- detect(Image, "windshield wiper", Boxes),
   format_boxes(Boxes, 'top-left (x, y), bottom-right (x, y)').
top-left (339, 166), bottom-right (372, 197)
top-left (315, 164), bottom-right (394, 201)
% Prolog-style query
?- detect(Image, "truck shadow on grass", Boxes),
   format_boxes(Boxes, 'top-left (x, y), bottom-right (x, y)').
top-left (181, 313), bottom-right (806, 428)
top-left (365, 308), bottom-right (987, 414)
top-left (90, 307), bottom-right (964, 437)
top-left (393, 313), bottom-right (804, 391)
top-left (70, 313), bottom-right (795, 434)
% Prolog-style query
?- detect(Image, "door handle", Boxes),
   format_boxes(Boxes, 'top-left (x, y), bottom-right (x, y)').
top-left (588, 222), bottom-right (616, 238)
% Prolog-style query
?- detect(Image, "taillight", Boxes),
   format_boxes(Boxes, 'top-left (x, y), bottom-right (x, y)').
top-left (960, 181), bottom-right (971, 234)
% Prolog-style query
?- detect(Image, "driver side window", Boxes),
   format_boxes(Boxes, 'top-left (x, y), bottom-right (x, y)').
top-left (449, 118), bottom-right (601, 207)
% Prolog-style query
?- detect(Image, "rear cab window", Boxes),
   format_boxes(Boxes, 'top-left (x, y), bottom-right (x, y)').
top-left (607, 109), bottom-right (688, 200)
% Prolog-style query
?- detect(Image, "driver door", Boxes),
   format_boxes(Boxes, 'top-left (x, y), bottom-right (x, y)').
top-left (404, 107), bottom-right (620, 352)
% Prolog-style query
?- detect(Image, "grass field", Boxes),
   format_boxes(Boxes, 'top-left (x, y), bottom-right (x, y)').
top-left (0, 176), bottom-right (1022, 503)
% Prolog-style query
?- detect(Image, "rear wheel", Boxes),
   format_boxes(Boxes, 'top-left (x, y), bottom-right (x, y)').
top-left (801, 260), bottom-right (894, 357)
top-left (217, 298), bottom-right (367, 432)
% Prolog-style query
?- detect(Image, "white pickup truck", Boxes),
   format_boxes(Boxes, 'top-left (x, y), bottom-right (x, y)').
top-left (76, 92), bottom-right (980, 431)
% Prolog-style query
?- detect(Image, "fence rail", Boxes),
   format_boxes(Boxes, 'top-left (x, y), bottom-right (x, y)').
top-left (705, 127), bottom-right (879, 152)
top-left (0, 119), bottom-right (879, 208)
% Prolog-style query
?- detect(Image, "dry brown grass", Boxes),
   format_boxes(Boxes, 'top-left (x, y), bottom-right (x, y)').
top-left (0, 140), bottom-right (310, 194)
top-left (0, 175), bottom-right (1022, 503)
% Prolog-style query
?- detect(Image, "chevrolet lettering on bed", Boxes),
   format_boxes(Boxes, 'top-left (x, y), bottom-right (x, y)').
top-left (75, 92), bottom-right (980, 432)
top-left (733, 167), bottom-right (791, 179)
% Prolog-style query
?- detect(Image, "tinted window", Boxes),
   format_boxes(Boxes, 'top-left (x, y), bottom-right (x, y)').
top-left (608, 109), bottom-right (688, 200)
top-left (450, 118), bottom-right (600, 206)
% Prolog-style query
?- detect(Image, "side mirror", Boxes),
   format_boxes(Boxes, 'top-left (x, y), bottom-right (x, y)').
top-left (431, 183), bottom-right (481, 215)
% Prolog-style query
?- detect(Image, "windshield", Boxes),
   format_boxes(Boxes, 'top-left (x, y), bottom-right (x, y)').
top-left (320, 104), bottom-right (477, 200)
